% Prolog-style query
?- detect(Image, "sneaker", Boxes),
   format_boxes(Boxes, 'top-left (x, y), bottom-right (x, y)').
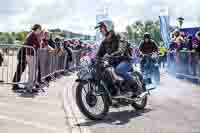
top-left (12, 85), bottom-right (25, 93)
top-left (12, 85), bottom-right (21, 91)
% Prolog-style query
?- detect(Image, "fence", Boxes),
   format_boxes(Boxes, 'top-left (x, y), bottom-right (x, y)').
top-left (38, 48), bottom-right (68, 81)
top-left (167, 50), bottom-right (200, 81)
top-left (0, 44), bottom-right (37, 87)
top-left (0, 44), bottom-right (69, 88)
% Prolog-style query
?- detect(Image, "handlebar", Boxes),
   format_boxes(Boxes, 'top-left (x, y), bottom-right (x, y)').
top-left (96, 55), bottom-right (124, 61)
top-left (140, 52), bottom-right (159, 59)
top-left (141, 52), bottom-right (158, 56)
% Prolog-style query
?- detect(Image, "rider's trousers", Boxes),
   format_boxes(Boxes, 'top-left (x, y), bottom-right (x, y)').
top-left (115, 61), bottom-right (132, 80)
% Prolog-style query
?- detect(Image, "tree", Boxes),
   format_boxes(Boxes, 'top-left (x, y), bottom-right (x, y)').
top-left (59, 32), bottom-right (65, 37)
top-left (126, 25), bottom-right (133, 40)
top-left (144, 20), bottom-right (154, 32)
top-left (0, 34), bottom-right (7, 42)
top-left (16, 32), bottom-right (26, 42)
top-left (7, 35), bottom-right (14, 44)
top-left (126, 19), bottom-right (162, 46)
top-left (0, 33), bottom-right (14, 44)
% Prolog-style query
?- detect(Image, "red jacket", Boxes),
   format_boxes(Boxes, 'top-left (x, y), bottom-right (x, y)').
top-left (24, 32), bottom-right (40, 56)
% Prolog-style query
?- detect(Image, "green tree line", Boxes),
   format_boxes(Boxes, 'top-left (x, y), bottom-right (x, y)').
top-left (126, 20), bottom-right (162, 45)
top-left (0, 30), bottom-right (93, 44)
top-left (0, 32), bottom-right (28, 44)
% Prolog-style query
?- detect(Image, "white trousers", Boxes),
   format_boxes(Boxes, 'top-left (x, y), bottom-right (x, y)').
top-left (26, 55), bottom-right (36, 89)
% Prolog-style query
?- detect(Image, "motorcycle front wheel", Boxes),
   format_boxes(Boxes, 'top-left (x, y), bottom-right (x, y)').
top-left (76, 81), bottom-right (110, 120)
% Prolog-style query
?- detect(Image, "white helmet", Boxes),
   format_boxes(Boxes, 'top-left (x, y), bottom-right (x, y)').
top-left (95, 19), bottom-right (114, 32)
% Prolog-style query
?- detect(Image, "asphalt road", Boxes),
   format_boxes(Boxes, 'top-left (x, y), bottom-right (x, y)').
top-left (0, 72), bottom-right (200, 133)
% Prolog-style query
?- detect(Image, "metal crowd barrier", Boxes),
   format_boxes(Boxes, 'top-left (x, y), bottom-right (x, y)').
top-left (167, 50), bottom-right (200, 81)
top-left (0, 43), bottom-right (118, 89)
top-left (0, 44), bottom-right (37, 87)
top-left (38, 48), bottom-right (68, 81)
top-left (0, 44), bottom-right (71, 88)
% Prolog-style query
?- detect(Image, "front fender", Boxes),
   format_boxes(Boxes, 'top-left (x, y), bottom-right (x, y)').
top-left (77, 69), bottom-right (93, 81)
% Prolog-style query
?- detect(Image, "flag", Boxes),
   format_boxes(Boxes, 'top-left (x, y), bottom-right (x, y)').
top-left (159, 16), bottom-right (170, 48)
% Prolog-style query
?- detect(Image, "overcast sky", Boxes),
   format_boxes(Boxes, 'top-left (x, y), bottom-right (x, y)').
top-left (0, 0), bottom-right (199, 35)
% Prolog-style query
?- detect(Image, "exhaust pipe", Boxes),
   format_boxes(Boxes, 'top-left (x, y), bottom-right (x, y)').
top-left (113, 91), bottom-right (149, 102)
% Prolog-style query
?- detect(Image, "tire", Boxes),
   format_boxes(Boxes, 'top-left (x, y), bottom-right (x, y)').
top-left (131, 72), bottom-right (148, 110)
top-left (76, 81), bottom-right (110, 120)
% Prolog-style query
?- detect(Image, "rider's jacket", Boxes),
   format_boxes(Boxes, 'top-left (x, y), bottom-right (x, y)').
top-left (139, 39), bottom-right (158, 55)
top-left (193, 38), bottom-right (200, 56)
top-left (96, 33), bottom-right (132, 61)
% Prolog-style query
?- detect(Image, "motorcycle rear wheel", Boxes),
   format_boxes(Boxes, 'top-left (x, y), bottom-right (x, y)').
top-left (131, 72), bottom-right (148, 110)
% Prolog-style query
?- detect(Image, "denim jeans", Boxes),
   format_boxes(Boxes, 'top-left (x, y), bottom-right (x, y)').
top-left (115, 61), bottom-right (132, 80)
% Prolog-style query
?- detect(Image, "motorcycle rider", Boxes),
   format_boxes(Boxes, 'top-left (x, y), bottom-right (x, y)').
top-left (95, 19), bottom-right (138, 96)
top-left (139, 32), bottom-right (159, 82)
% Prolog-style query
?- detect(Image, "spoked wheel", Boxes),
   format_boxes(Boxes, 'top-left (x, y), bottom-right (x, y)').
top-left (131, 72), bottom-right (148, 110)
top-left (76, 81), bottom-right (109, 120)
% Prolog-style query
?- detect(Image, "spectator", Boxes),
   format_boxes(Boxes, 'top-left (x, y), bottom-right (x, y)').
top-left (178, 32), bottom-right (188, 74)
top-left (24, 24), bottom-right (42, 92)
top-left (192, 31), bottom-right (200, 76)
top-left (159, 45), bottom-right (167, 68)
top-left (40, 30), bottom-right (49, 48)
top-left (186, 34), bottom-right (194, 51)
top-left (36, 30), bottom-right (50, 87)
top-left (169, 30), bottom-right (180, 50)
top-left (64, 41), bottom-right (73, 69)
top-left (175, 34), bottom-right (185, 51)
top-left (48, 34), bottom-right (55, 49)
top-left (168, 30), bottom-right (180, 73)
top-left (47, 37), bottom-right (62, 55)
top-left (193, 31), bottom-right (200, 54)
top-left (171, 30), bottom-right (180, 42)
top-left (54, 37), bottom-right (65, 56)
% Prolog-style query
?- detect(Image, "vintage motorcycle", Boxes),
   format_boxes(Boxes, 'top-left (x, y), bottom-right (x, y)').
top-left (75, 56), bottom-right (150, 120)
